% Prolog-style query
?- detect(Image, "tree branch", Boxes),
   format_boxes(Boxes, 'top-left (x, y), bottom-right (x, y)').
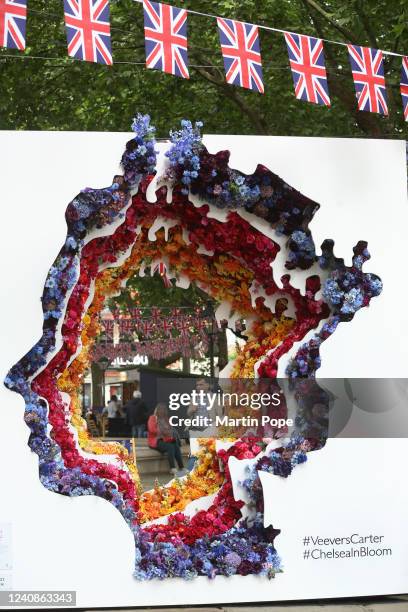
top-left (354, 0), bottom-right (379, 48)
top-left (193, 65), bottom-right (269, 134)
top-left (301, 0), bottom-right (360, 44)
top-left (299, 0), bottom-right (387, 137)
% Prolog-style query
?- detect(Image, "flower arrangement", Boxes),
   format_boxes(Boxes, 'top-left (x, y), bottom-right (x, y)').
top-left (121, 113), bottom-right (157, 187)
top-left (4, 114), bottom-right (382, 581)
top-left (162, 119), bottom-right (321, 269)
top-left (322, 242), bottom-right (382, 320)
top-left (286, 241), bottom-right (382, 380)
top-left (164, 119), bottom-right (203, 193)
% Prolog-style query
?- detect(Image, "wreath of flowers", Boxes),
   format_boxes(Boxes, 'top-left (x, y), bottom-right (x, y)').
top-left (4, 114), bottom-right (382, 581)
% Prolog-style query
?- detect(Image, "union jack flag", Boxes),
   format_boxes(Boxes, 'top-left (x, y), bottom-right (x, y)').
top-left (0, 0), bottom-right (27, 50)
top-left (150, 307), bottom-right (162, 326)
top-left (102, 319), bottom-right (114, 341)
top-left (347, 45), bottom-right (388, 115)
top-left (63, 0), bottom-right (113, 65)
top-left (217, 18), bottom-right (264, 93)
top-left (161, 318), bottom-right (173, 336)
top-left (177, 317), bottom-right (191, 336)
top-left (153, 261), bottom-right (172, 287)
top-left (118, 319), bottom-right (134, 336)
top-left (171, 307), bottom-right (181, 319)
top-left (401, 56), bottom-right (408, 122)
top-left (143, 0), bottom-right (189, 78)
top-left (129, 307), bottom-right (142, 320)
top-left (141, 319), bottom-right (154, 338)
top-left (284, 33), bottom-right (330, 106)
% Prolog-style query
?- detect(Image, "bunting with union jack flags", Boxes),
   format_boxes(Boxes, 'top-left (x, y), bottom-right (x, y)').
top-left (284, 33), bottom-right (330, 106)
top-left (0, 0), bottom-right (27, 50)
top-left (347, 45), bottom-right (388, 115)
top-left (143, 0), bottom-right (189, 79)
top-left (401, 56), bottom-right (408, 122)
top-left (63, 0), bottom-right (113, 65)
top-left (217, 18), bottom-right (264, 93)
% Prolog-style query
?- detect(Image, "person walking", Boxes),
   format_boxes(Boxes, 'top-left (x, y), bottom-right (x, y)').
top-left (124, 390), bottom-right (148, 438)
top-left (103, 394), bottom-right (121, 419)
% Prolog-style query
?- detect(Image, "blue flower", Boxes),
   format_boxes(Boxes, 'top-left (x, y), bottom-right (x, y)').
top-left (65, 236), bottom-right (77, 250)
top-left (122, 113), bottom-right (157, 184)
top-left (340, 287), bottom-right (364, 314)
top-left (45, 277), bottom-right (57, 289)
top-left (165, 119), bottom-right (204, 187)
top-left (367, 275), bottom-right (383, 296)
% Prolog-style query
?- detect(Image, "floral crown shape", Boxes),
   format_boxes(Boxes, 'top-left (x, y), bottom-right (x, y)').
top-left (4, 114), bottom-right (382, 581)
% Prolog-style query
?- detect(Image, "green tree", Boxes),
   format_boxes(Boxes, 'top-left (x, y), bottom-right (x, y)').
top-left (0, 0), bottom-right (406, 137)
top-left (110, 271), bottom-right (210, 311)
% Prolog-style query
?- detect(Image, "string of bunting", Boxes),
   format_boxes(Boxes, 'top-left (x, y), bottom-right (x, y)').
top-left (94, 305), bottom-right (243, 360)
top-left (1, 1), bottom-right (407, 119)
top-left (92, 332), bottom-right (209, 360)
top-left (100, 307), bottom-right (214, 340)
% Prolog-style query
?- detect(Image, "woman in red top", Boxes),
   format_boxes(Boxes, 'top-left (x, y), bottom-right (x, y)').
top-left (147, 403), bottom-right (186, 475)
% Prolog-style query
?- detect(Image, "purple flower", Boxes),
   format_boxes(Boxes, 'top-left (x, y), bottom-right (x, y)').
top-left (224, 552), bottom-right (242, 567)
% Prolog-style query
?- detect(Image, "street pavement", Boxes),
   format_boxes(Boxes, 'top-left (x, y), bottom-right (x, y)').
top-left (89, 595), bottom-right (408, 611)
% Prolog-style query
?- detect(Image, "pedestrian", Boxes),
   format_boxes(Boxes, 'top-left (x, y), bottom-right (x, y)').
top-left (103, 394), bottom-right (121, 420)
top-left (124, 390), bottom-right (148, 438)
